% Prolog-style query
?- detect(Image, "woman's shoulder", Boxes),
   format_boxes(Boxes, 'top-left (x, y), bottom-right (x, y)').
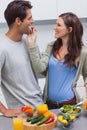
top-left (46, 40), bottom-right (55, 49)
top-left (81, 45), bottom-right (87, 55)
top-left (48, 40), bottom-right (55, 46)
top-left (45, 40), bottom-right (55, 52)
top-left (43, 41), bottom-right (55, 56)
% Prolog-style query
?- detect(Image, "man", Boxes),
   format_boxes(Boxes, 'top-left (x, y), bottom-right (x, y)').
top-left (0, 0), bottom-right (43, 117)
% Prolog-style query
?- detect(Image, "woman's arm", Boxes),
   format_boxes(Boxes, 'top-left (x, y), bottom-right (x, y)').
top-left (29, 45), bottom-right (52, 73)
top-left (85, 84), bottom-right (87, 99)
top-left (82, 47), bottom-right (87, 99)
top-left (27, 27), bottom-right (53, 73)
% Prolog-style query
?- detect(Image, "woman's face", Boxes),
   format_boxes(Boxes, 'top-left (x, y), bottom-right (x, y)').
top-left (54, 17), bottom-right (71, 39)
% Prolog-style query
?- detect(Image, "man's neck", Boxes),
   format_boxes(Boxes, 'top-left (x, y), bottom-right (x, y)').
top-left (6, 29), bottom-right (22, 42)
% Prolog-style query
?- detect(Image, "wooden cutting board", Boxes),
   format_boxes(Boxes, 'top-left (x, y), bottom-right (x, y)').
top-left (23, 113), bottom-right (57, 130)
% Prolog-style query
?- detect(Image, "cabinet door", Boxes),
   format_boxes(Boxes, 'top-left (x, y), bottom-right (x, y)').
top-left (31, 0), bottom-right (57, 20)
top-left (57, 0), bottom-right (87, 18)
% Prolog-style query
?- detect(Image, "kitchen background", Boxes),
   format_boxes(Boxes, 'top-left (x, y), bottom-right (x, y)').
top-left (0, 0), bottom-right (87, 108)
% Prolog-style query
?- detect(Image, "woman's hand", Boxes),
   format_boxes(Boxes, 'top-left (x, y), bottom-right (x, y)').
top-left (27, 27), bottom-right (37, 48)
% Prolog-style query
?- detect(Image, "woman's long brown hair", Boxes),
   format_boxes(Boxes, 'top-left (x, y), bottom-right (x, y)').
top-left (52, 12), bottom-right (83, 67)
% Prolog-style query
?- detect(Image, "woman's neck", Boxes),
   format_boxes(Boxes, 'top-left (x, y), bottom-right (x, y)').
top-left (55, 44), bottom-right (68, 61)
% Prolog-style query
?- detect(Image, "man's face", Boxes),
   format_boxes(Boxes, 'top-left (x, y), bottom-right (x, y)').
top-left (19, 9), bottom-right (35, 35)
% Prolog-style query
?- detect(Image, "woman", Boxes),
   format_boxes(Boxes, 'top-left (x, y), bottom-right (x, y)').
top-left (28, 12), bottom-right (87, 109)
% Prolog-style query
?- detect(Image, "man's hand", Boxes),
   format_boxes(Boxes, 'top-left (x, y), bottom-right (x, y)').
top-left (3, 108), bottom-right (22, 117)
top-left (27, 26), bottom-right (37, 48)
top-left (0, 102), bottom-right (22, 117)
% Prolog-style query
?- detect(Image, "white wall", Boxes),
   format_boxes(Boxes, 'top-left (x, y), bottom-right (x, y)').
top-left (1, 22), bottom-right (87, 52)
top-left (35, 22), bottom-right (87, 52)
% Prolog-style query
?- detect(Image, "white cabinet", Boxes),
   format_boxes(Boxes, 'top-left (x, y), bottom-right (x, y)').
top-left (0, 0), bottom-right (87, 23)
top-left (0, 0), bottom-right (57, 23)
top-left (57, 0), bottom-right (87, 18)
top-left (30, 0), bottom-right (57, 20)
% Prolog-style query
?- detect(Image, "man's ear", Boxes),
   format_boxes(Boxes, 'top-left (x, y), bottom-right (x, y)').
top-left (15, 17), bottom-right (22, 25)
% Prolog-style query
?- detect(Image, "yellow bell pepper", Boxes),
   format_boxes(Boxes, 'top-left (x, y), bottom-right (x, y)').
top-left (43, 110), bottom-right (54, 117)
top-left (37, 104), bottom-right (48, 114)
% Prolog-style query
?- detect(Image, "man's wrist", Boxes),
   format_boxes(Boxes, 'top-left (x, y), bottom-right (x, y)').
top-left (0, 102), bottom-right (7, 114)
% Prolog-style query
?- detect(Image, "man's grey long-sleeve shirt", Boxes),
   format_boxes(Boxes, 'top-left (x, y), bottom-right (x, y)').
top-left (0, 35), bottom-right (43, 108)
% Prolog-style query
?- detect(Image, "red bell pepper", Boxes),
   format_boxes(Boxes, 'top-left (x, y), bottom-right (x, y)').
top-left (45, 117), bottom-right (55, 124)
top-left (21, 106), bottom-right (26, 112)
top-left (21, 105), bottom-right (33, 112)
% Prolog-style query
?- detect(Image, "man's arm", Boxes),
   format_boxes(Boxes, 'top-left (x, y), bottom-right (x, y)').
top-left (0, 102), bottom-right (22, 117)
top-left (0, 51), bottom-right (22, 117)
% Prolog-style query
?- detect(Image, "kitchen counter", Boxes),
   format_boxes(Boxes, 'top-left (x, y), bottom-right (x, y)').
top-left (0, 108), bottom-right (87, 130)
top-left (52, 108), bottom-right (87, 130)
